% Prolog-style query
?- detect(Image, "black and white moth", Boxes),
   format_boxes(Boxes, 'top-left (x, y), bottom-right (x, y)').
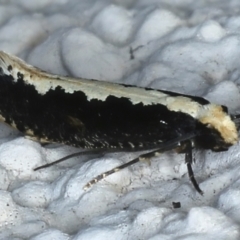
top-left (0, 51), bottom-right (238, 194)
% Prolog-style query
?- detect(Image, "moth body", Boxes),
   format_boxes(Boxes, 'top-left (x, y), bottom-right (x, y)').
top-left (0, 51), bottom-right (238, 194)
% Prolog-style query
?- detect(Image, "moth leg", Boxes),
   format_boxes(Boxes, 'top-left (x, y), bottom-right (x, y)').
top-left (184, 140), bottom-right (203, 195)
top-left (83, 141), bottom-right (181, 190)
top-left (139, 155), bottom-right (152, 165)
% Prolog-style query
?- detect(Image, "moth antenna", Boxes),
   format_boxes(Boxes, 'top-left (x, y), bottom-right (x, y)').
top-left (35, 135), bottom-right (197, 170)
top-left (34, 149), bottom-right (105, 170)
top-left (34, 146), bottom-right (151, 170)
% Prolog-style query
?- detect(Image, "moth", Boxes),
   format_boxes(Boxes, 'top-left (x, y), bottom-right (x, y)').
top-left (0, 51), bottom-right (238, 194)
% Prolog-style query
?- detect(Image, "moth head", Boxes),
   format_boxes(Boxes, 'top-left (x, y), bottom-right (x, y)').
top-left (231, 114), bottom-right (240, 131)
top-left (198, 104), bottom-right (238, 149)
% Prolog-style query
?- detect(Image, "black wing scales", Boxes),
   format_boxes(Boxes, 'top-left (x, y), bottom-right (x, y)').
top-left (0, 72), bottom-right (200, 150)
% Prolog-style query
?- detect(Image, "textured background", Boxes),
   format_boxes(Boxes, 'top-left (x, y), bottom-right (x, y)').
top-left (0, 0), bottom-right (240, 239)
